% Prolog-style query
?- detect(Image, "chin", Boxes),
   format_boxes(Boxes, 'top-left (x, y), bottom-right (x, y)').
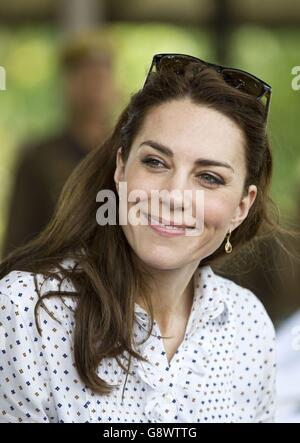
top-left (141, 259), bottom-right (183, 271)
top-left (135, 247), bottom-right (192, 271)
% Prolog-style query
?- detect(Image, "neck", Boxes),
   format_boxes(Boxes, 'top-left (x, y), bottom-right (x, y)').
top-left (136, 260), bottom-right (200, 335)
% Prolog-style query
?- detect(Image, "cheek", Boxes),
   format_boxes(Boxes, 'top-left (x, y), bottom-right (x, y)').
top-left (203, 193), bottom-right (237, 228)
top-left (124, 161), bottom-right (159, 205)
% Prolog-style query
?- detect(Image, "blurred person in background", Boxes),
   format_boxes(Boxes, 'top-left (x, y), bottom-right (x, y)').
top-left (2, 30), bottom-right (119, 258)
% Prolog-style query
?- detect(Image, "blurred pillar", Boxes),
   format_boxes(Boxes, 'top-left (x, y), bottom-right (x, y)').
top-left (214, 0), bottom-right (232, 65)
top-left (58, 0), bottom-right (107, 35)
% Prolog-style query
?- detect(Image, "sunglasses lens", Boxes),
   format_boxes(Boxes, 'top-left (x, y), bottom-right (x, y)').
top-left (157, 56), bottom-right (206, 78)
top-left (159, 57), bottom-right (191, 74)
top-left (222, 69), bottom-right (265, 98)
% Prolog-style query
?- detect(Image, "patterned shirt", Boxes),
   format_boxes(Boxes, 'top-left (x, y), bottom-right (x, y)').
top-left (0, 261), bottom-right (276, 423)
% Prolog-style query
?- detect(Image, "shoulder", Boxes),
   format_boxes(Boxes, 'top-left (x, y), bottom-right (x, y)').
top-left (16, 133), bottom-right (72, 170)
top-left (24, 133), bottom-right (69, 155)
top-left (0, 269), bottom-right (38, 310)
top-left (0, 265), bottom-right (77, 333)
top-left (211, 268), bottom-right (276, 341)
top-left (213, 269), bottom-right (274, 320)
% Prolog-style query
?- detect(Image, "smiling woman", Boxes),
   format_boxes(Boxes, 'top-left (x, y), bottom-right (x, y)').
top-left (0, 53), bottom-right (278, 423)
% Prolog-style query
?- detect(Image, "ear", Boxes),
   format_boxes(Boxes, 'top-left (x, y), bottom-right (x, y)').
top-left (230, 184), bottom-right (257, 232)
top-left (114, 147), bottom-right (125, 191)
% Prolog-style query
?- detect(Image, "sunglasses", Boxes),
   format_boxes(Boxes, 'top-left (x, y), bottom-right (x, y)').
top-left (143, 53), bottom-right (272, 125)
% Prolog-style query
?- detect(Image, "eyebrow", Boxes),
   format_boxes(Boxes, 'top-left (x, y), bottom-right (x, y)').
top-left (139, 140), bottom-right (235, 173)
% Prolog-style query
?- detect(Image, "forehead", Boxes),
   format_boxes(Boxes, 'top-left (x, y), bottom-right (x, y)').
top-left (134, 99), bottom-right (246, 166)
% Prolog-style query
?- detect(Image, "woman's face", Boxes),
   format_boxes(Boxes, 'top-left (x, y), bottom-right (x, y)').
top-left (114, 98), bottom-right (257, 271)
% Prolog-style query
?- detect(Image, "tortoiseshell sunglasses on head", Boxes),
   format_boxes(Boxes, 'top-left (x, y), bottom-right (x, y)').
top-left (143, 53), bottom-right (272, 125)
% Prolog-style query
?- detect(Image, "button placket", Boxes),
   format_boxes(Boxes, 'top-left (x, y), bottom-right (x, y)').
top-left (144, 390), bottom-right (178, 423)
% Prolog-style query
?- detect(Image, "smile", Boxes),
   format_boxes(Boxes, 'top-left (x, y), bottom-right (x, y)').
top-left (141, 213), bottom-right (195, 237)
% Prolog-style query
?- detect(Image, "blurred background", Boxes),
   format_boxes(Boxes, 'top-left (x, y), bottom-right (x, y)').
top-left (0, 0), bottom-right (299, 422)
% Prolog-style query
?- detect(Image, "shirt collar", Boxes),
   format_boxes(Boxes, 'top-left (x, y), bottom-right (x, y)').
top-left (193, 264), bottom-right (228, 322)
top-left (134, 264), bottom-right (228, 332)
top-left (57, 259), bottom-right (228, 326)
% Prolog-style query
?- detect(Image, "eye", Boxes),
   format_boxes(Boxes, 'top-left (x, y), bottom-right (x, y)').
top-left (141, 157), bottom-right (166, 169)
top-left (197, 172), bottom-right (224, 187)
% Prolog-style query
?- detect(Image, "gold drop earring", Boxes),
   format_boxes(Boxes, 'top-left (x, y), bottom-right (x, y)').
top-left (225, 229), bottom-right (232, 253)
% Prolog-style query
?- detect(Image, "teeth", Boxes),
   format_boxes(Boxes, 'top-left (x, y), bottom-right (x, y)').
top-left (161, 224), bottom-right (184, 230)
top-left (146, 214), bottom-right (195, 230)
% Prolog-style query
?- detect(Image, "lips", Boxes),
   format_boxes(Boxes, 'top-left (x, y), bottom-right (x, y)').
top-left (147, 213), bottom-right (195, 229)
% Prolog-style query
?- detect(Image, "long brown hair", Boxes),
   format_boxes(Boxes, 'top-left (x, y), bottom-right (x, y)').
top-left (0, 65), bottom-right (291, 396)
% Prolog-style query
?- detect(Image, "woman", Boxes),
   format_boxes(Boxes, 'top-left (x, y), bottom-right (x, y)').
top-left (0, 53), bottom-right (277, 423)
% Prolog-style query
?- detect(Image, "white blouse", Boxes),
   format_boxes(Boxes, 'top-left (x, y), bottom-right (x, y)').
top-left (0, 260), bottom-right (276, 423)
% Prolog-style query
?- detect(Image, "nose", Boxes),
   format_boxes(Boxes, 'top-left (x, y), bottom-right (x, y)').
top-left (158, 172), bottom-right (194, 219)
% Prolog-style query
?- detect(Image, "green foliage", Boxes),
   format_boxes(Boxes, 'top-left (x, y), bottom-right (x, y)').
top-left (230, 26), bottom-right (300, 215)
